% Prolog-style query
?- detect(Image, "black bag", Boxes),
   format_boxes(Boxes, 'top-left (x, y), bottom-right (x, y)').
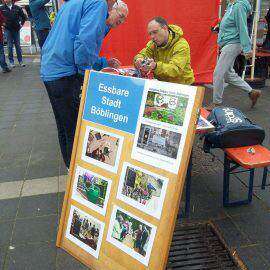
top-left (203, 107), bottom-right (265, 152)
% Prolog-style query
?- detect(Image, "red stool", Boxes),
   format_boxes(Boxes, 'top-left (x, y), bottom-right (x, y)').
top-left (223, 145), bottom-right (270, 206)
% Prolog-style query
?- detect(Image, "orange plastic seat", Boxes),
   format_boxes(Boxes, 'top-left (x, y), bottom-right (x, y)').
top-left (225, 145), bottom-right (270, 169)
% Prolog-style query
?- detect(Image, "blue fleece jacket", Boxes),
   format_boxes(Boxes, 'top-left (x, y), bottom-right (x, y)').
top-left (41, 0), bottom-right (109, 82)
top-left (29, 0), bottom-right (51, 31)
top-left (218, 0), bottom-right (252, 53)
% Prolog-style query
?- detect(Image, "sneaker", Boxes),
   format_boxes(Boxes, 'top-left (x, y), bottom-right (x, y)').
top-left (2, 68), bottom-right (11, 73)
top-left (19, 62), bottom-right (26, 67)
top-left (10, 63), bottom-right (15, 68)
top-left (249, 89), bottom-right (261, 108)
top-left (205, 102), bottom-right (222, 111)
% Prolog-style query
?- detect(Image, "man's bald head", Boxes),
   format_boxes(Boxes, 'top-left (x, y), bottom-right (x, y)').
top-left (106, 0), bottom-right (128, 28)
top-left (148, 17), bottom-right (169, 47)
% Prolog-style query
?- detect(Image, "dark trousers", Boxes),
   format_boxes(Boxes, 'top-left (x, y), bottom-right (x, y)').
top-left (36, 29), bottom-right (50, 49)
top-left (0, 41), bottom-right (8, 70)
top-left (5, 29), bottom-right (22, 63)
top-left (44, 74), bottom-right (83, 168)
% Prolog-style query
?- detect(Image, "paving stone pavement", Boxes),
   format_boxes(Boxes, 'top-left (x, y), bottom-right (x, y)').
top-left (0, 59), bottom-right (88, 270)
top-left (0, 58), bottom-right (270, 269)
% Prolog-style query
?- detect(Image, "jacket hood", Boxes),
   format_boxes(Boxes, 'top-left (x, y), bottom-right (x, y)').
top-left (168, 24), bottom-right (184, 38)
top-left (165, 24), bottom-right (183, 47)
top-left (236, 0), bottom-right (252, 14)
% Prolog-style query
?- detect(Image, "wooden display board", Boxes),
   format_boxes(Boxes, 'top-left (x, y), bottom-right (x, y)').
top-left (57, 70), bottom-right (204, 270)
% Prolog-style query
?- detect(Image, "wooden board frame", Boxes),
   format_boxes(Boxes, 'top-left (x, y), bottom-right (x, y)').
top-left (56, 70), bottom-right (204, 270)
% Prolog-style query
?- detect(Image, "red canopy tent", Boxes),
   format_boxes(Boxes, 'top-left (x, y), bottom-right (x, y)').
top-left (100, 0), bottom-right (220, 84)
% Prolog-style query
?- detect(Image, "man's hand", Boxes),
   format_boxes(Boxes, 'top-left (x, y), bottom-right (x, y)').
top-left (135, 58), bottom-right (156, 72)
top-left (243, 51), bottom-right (253, 59)
top-left (107, 58), bottom-right (121, 68)
top-left (147, 58), bottom-right (157, 70)
top-left (134, 58), bottom-right (144, 69)
top-left (88, 138), bottom-right (106, 154)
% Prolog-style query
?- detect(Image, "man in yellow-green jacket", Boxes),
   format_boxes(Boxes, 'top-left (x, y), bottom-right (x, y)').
top-left (134, 16), bottom-right (194, 85)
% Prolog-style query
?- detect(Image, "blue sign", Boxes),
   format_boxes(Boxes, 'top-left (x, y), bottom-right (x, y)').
top-left (83, 71), bottom-right (145, 134)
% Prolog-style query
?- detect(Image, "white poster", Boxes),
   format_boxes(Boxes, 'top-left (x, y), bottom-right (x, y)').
top-left (71, 165), bottom-right (112, 216)
top-left (107, 205), bottom-right (157, 266)
top-left (66, 205), bottom-right (105, 259)
top-left (131, 80), bottom-right (197, 174)
top-left (82, 126), bottom-right (124, 173)
top-left (116, 162), bottom-right (168, 219)
top-left (20, 21), bottom-right (31, 47)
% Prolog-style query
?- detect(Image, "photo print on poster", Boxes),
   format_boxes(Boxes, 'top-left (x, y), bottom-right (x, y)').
top-left (143, 90), bottom-right (188, 127)
top-left (136, 123), bottom-right (181, 159)
top-left (132, 80), bottom-right (197, 174)
top-left (82, 126), bottom-right (124, 173)
top-left (72, 165), bottom-right (112, 216)
top-left (117, 163), bottom-right (168, 219)
top-left (66, 205), bottom-right (105, 259)
top-left (107, 205), bottom-right (157, 266)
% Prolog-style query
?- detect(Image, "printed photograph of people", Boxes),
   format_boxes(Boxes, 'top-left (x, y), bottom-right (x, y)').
top-left (143, 91), bottom-right (188, 126)
top-left (66, 206), bottom-right (104, 258)
top-left (82, 126), bottom-right (123, 173)
top-left (72, 166), bottom-right (111, 216)
top-left (85, 130), bottom-right (118, 165)
top-left (137, 124), bottom-right (181, 159)
top-left (117, 163), bottom-right (168, 219)
top-left (107, 207), bottom-right (156, 266)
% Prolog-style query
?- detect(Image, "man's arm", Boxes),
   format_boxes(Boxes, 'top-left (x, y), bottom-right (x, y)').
top-left (32, 0), bottom-right (50, 9)
top-left (91, 24), bottom-right (111, 70)
top-left (18, 6), bottom-right (27, 26)
top-left (0, 10), bottom-right (5, 25)
top-left (75, 0), bottom-right (108, 70)
top-left (134, 41), bottom-right (154, 66)
top-left (154, 41), bottom-right (190, 80)
top-left (234, 4), bottom-right (251, 53)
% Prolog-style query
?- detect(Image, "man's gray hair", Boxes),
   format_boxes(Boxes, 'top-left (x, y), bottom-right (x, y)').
top-left (113, 0), bottom-right (128, 13)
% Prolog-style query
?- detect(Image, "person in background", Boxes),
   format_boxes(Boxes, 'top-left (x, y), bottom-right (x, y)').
top-left (29, 0), bottom-right (51, 49)
top-left (0, 0), bottom-right (27, 67)
top-left (206, 0), bottom-right (261, 111)
top-left (41, 0), bottom-right (128, 169)
top-left (49, 10), bottom-right (55, 26)
top-left (0, 9), bottom-right (11, 73)
top-left (262, 7), bottom-right (270, 50)
top-left (134, 16), bottom-right (194, 85)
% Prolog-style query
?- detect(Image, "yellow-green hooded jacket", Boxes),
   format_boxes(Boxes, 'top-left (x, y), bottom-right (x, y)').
top-left (134, 25), bottom-right (195, 85)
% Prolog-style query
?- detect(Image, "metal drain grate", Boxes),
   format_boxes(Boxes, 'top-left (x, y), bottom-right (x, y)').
top-left (167, 223), bottom-right (244, 270)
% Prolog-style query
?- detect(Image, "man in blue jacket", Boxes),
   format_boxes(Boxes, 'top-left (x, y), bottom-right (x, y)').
top-left (41, 0), bottom-right (128, 168)
top-left (206, 0), bottom-right (261, 111)
top-left (29, 0), bottom-right (51, 48)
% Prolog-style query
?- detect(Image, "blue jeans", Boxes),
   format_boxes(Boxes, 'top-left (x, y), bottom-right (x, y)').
top-left (5, 29), bottom-right (23, 64)
top-left (0, 41), bottom-right (8, 70)
top-left (44, 74), bottom-right (83, 167)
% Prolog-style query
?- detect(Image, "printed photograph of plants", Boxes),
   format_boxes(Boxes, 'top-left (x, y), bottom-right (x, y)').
top-left (143, 91), bottom-right (188, 126)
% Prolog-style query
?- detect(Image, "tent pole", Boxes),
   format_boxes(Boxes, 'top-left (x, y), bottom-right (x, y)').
top-left (251, 0), bottom-right (260, 80)
top-left (218, 0), bottom-right (222, 19)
